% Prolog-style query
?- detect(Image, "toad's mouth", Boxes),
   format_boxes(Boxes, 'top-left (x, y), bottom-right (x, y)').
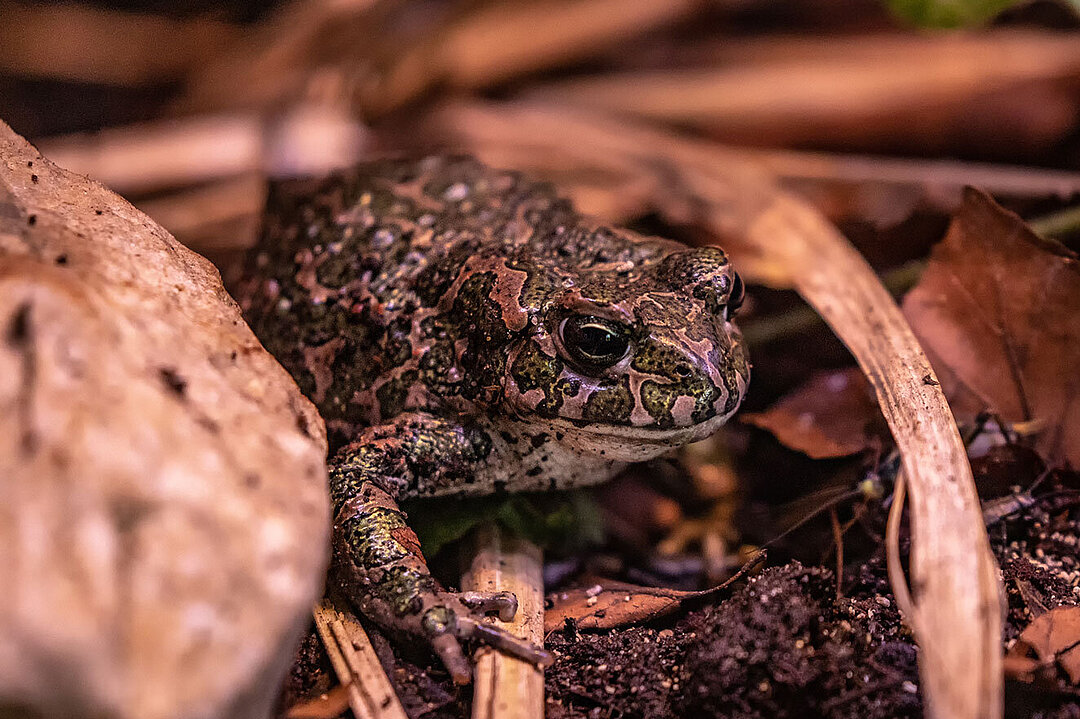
top-left (530, 410), bottom-right (737, 464)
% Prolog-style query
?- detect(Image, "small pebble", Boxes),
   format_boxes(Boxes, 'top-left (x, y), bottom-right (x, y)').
top-left (443, 182), bottom-right (469, 201)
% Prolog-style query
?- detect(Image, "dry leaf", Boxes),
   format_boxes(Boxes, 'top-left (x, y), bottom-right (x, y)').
top-left (544, 553), bottom-right (765, 634)
top-left (903, 187), bottom-right (1080, 467)
top-left (285, 685), bottom-right (350, 719)
top-left (742, 368), bottom-right (887, 459)
top-left (545, 580), bottom-right (705, 634)
top-left (1008, 606), bottom-right (1080, 684)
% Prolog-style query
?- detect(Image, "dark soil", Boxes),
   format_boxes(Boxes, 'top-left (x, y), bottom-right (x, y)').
top-left (280, 461), bottom-right (1080, 719)
top-left (545, 563), bottom-right (919, 719)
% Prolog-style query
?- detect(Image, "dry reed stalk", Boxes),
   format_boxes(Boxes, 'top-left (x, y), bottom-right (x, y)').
top-left (313, 599), bottom-right (410, 719)
top-left (747, 147), bottom-right (1080, 218)
top-left (521, 30), bottom-right (1080, 148)
top-left (462, 525), bottom-right (545, 719)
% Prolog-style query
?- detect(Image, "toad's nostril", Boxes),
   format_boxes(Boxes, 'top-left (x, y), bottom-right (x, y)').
top-left (675, 363), bottom-right (693, 378)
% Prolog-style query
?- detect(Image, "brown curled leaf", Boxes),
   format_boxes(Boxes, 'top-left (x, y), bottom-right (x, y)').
top-left (903, 187), bottom-right (1080, 467)
top-left (742, 368), bottom-right (887, 459)
top-left (544, 551), bottom-right (765, 633)
top-left (1009, 605), bottom-right (1080, 685)
top-left (545, 580), bottom-right (702, 633)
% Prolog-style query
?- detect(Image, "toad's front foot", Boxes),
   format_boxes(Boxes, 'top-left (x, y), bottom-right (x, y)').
top-left (402, 588), bottom-right (553, 683)
top-left (330, 431), bottom-right (552, 682)
top-left (337, 516), bottom-right (553, 682)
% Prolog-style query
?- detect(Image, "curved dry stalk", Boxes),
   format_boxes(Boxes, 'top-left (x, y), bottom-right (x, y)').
top-left (746, 192), bottom-right (1005, 719)
top-left (886, 473), bottom-right (917, 623)
top-left (385, 100), bottom-right (1005, 719)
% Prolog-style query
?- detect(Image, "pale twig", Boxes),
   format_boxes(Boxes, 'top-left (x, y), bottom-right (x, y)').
top-left (33, 105), bottom-right (365, 197)
top-left (752, 149), bottom-right (1080, 206)
top-left (885, 473), bottom-right (917, 623)
top-left (36, 115), bottom-right (263, 194)
top-left (521, 30), bottom-right (1080, 147)
top-left (312, 599), bottom-right (409, 719)
top-left (830, 508), bottom-right (844, 600)
top-left (0, 1), bottom-right (237, 85)
top-left (462, 524), bottom-right (545, 719)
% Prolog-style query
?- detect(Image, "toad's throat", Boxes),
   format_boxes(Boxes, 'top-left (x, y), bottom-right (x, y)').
top-left (515, 411), bottom-right (737, 464)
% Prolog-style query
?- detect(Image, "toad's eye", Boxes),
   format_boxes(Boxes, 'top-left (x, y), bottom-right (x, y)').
top-left (559, 315), bottom-right (631, 370)
top-left (724, 272), bottom-right (745, 321)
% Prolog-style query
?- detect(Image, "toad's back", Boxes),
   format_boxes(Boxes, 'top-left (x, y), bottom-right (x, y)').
top-left (236, 155), bottom-right (748, 679)
top-left (238, 156), bottom-right (686, 451)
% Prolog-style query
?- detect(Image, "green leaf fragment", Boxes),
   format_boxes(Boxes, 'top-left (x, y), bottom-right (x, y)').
top-left (406, 490), bottom-right (605, 558)
top-left (884, 0), bottom-right (1028, 27)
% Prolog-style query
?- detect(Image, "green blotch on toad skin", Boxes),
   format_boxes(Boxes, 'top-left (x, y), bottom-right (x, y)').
top-left (640, 380), bottom-right (678, 427)
top-left (583, 376), bottom-right (634, 423)
top-left (630, 337), bottom-right (684, 378)
top-left (511, 340), bottom-right (560, 391)
top-left (632, 337), bottom-right (722, 425)
top-left (343, 507), bottom-right (410, 568)
top-left (418, 340), bottom-right (458, 396)
top-left (376, 565), bottom-right (437, 616)
top-left (510, 340), bottom-right (568, 416)
top-left (510, 259), bottom-right (558, 311)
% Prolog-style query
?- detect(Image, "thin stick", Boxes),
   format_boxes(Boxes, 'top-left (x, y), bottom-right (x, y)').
top-left (886, 474), bottom-right (916, 623)
top-left (830, 507), bottom-right (844, 601)
top-left (312, 600), bottom-right (409, 719)
top-left (1029, 203), bottom-right (1080, 238)
top-left (752, 149), bottom-right (1080, 205)
top-left (463, 524), bottom-right (545, 719)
